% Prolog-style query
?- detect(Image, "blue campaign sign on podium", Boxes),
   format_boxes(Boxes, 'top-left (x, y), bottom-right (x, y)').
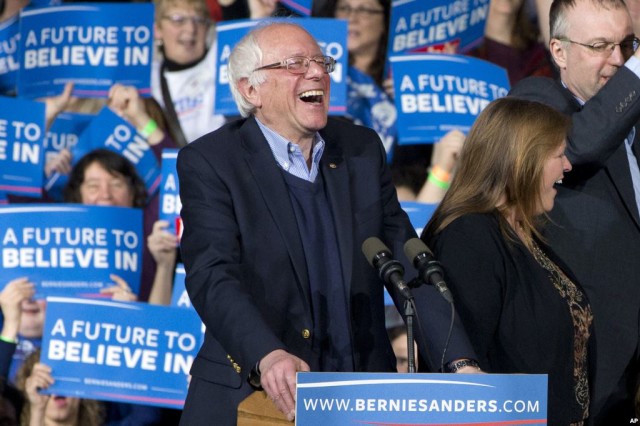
top-left (296, 372), bottom-right (547, 425)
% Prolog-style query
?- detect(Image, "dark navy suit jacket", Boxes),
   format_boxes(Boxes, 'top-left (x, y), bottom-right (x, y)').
top-left (511, 69), bottom-right (640, 424)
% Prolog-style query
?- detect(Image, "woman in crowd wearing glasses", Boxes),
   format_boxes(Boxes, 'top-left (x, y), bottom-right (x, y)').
top-left (152, 0), bottom-right (226, 146)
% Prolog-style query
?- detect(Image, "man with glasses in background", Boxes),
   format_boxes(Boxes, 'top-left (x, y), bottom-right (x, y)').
top-left (511, 0), bottom-right (640, 423)
top-left (177, 22), bottom-right (478, 425)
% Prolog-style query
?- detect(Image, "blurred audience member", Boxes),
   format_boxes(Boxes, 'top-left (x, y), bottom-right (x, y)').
top-left (472, 0), bottom-right (554, 85)
top-left (15, 350), bottom-right (103, 426)
top-left (152, 0), bottom-right (226, 145)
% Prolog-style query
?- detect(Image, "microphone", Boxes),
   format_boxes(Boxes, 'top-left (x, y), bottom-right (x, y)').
top-left (362, 237), bottom-right (413, 300)
top-left (403, 238), bottom-right (454, 304)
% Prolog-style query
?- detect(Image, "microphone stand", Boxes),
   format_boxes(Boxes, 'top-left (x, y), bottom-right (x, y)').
top-left (403, 277), bottom-right (426, 373)
top-left (403, 297), bottom-right (416, 373)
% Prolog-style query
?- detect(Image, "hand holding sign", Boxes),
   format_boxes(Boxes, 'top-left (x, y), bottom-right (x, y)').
top-left (24, 362), bottom-right (55, 412)
top-left (100, 273), bottom-right (137, 302)
top-left (248, 0), bottom-right (279, 18)
top-left (147, 220), bottom-right (179, 268)
top-left (430, 129), bottom-right (465, 171)
top-left (42, 82), bottom-right (74, 130)
top-left (0, 277), bottom-right (35, 339)
top-left (44, 148), bottom-right (72, 178)
top-left (107, 84), bottom-right (166, 146)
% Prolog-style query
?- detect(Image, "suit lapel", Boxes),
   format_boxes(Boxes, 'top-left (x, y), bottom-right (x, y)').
top-left (239, 118), bottom-right (311, 305)
top-left (320, 133), bottom-right (354, 297)
top-left (605, 135), bottom-right (640, 228)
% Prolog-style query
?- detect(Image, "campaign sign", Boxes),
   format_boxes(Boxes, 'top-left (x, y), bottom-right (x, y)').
top-left (73, 107), bottom-right (161, 198)
top-left (159, 149), bottom-right (181, 236)
top-left (296, 372), bottom-right (548, 424)
top-left (389, 0), bottom-right (489, 55)
top-left (390, 54), bottom-right (509, 144)
top-left (30, 0), bottom-right (62, 7)
top-left (170, 264), bottom-right (189, 308)
top-left (40, 297), bottom-right (202, 409)
top-left (0, 204), bottom-right (143, 297)
top-left (0, 96), bottom-right (45, 196)
top-left (43, 111), bottom-right (95, 201)
top-left (170, 264), bottom-right (206, 337)
top-left (347, 67), bottom-right (396, 157)
top-left (215, 18), bottom-right (347, 116)
top-left (0, 15), bottom-right (20, 95)
top-left (280, 0), bottom-right (312, 16)
top-left (401, 201), bottom-right (437, 236)
top-left (17, 3), bottom-right (154, 99)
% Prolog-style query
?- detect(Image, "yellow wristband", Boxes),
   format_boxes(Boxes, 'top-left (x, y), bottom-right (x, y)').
top-left (430, 165), bottom-right (451, 183)
top-left (139, 119), bottom-right (158, 138)
top-left (428, 172), bottom-right (451, 189)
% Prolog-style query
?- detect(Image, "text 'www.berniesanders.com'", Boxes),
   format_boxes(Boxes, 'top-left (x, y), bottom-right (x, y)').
top-left (301, 398), bottom-right (541, 414)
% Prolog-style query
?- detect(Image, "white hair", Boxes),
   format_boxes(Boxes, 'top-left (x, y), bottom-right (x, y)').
top-left (228, 29), bottom-right (266, 117)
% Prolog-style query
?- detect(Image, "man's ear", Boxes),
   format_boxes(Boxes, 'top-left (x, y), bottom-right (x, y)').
top-left (549, 38), bottom-right (568, 70)
top-left (237, 78), bottom-right (262, 109)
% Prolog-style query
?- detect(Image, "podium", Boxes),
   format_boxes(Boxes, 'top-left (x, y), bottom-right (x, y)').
top-left (295, 372), bottom-right (548, 425)
top-left (238, 391), bottom-right (292, 425)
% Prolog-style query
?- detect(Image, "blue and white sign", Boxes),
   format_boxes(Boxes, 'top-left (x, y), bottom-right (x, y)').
top-left (170, 264), bottom-right (189, 308)
top-left (0, 204), bottom-right (143, 298)
top-left (17, 3), bottom-right (154, 98)
top-left (29, 0), bottom-right (62, 7)
top-left (215, 18), bottom-right (347, 116)
top-left (389, 0), bottom-right (489, 55)
top-left (401, 201), bottom-right (438, 236)
top-left (280, 0), bottom-right (312, 16)
top-left (43, 111), bottom-right (94, 201)
top-left (41, 297), bottom-right (202, 409)
top-left (0, 15), bottom-right (20, 95)
top-left (296, 372), bottom-right (547, 424)
top-left (0, 96), bottom-right (45, 196)
top-left (347, 67), bottom-right (397, 157)
top-left (159, 149), bottom-right (181, 237)
top-left (72, 107), bottom-right (161, 198)
top-left (390, 54), bottom-right (509, 144)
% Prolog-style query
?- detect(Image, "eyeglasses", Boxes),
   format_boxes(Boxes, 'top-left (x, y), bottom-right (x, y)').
top-left (335, 4), bottom-right (384, 17)
top-left (557, 37), bottom-right (640, 56)
top-left (162, 14), bottom-right (211, 28)
top-left (253, 55), bottom-right (336, 74)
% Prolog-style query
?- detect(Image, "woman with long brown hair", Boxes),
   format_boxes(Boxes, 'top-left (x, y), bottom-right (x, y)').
top-left (422, 97), bottom-right (592, 425)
